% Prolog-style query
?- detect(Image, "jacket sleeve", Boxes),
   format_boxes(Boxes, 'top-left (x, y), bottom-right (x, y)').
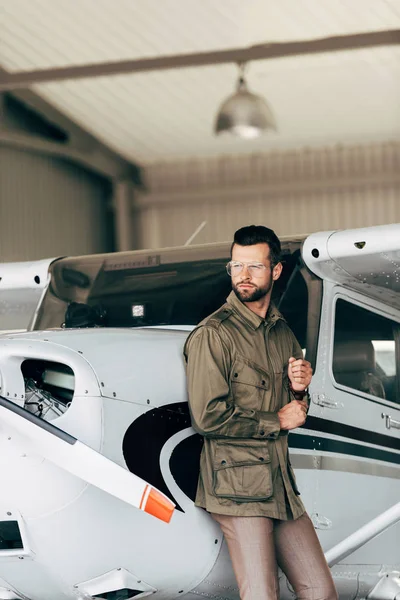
top-left (184, 326), bottom-right (281, 440)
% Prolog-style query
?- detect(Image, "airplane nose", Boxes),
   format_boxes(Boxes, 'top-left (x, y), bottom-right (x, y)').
top-left (0, 336), bottom-right (175, 524)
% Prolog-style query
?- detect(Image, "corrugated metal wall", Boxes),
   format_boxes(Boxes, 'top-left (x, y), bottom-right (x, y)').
top-left (135, 142), bottom-right (400, 248)
top-left (0, 147), bottom-right (111, 261)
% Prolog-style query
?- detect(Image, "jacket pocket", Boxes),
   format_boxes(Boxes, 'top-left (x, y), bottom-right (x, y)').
top-left (212, 440), bottom-right (273, 502)
top-left (231, 356), bottom-right (270, 410)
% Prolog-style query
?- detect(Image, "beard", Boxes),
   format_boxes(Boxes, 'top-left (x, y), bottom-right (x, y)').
top-left (232, 280), bottom-right (273, 303)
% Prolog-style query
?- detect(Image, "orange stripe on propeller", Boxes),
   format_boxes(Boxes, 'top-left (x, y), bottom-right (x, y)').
top-left (144, 488), bottom-right (175, 524)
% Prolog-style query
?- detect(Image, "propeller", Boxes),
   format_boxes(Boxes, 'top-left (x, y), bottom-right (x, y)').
top-left (0, 396), bottom-right (175, 524)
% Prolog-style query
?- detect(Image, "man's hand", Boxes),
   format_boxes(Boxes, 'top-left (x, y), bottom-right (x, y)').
top-left (278, 400), bottom-right (308, 430)
top-left (288, 356), bottom-right (312, 392)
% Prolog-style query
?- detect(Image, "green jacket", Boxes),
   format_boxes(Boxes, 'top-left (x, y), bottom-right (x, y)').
top-left (184, 291), bottom-right (306, 520)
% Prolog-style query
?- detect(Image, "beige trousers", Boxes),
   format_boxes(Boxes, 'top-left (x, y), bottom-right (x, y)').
top-left (212, 512), bottom-right (338, 600)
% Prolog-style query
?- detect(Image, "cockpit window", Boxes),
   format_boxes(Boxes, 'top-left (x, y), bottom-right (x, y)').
top-left (333, 299), bottom-right (400, 404)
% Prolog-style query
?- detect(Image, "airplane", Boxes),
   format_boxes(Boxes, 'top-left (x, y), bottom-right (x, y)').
top-left (0, 222), bottom-right (399, 600)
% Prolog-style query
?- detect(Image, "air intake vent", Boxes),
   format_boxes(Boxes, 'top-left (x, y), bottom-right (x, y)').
top-left (75, 567), bottom-right (156, 598)
top-left (0, 521), bottom-right (23, 551)
top-left (94, 590), bottom-right (144, 599)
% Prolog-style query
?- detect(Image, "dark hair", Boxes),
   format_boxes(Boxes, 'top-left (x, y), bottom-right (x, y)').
top-left (231, 225), bottom-right (282, 266)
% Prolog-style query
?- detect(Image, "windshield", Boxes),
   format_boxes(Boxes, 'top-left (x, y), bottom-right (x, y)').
top-left (32, 240), bottom-right (303, 330)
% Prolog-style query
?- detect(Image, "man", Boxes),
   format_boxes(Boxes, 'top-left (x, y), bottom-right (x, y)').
top-left (184, 225), bottom-right (337, 600)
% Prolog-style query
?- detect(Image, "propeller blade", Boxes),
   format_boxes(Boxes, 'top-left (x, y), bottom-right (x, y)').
top-left (0, 396), bottom-right (175, 523)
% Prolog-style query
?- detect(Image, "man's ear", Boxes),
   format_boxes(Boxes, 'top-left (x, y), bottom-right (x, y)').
top-left (272, 262), bottom-right (283, 281)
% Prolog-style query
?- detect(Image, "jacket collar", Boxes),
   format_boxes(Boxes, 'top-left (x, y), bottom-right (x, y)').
top-left (227, 290), bottom-right (282, 331)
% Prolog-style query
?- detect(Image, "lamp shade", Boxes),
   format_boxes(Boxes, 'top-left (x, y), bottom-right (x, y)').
top-left (214, 77), bottom-right (276, 139)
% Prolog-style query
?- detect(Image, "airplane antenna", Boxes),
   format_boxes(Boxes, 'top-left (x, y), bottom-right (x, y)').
top-left (184, 221), bottom-right (207, 246)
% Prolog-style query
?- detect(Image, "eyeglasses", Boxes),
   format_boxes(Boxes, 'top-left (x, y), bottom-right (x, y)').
top-left (226, 261), bottom-right (270, 277)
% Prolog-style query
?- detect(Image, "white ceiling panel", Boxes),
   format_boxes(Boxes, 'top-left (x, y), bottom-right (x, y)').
top-left (0, 0), bottom-right (399, 164)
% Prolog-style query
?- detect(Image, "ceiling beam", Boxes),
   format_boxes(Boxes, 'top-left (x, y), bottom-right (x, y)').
top-left (0, 130), bottom-right (139, 180)
top-left (0, 69), bottom-right (142, 180)
top-left (0, 29), bottom-right (399, 91)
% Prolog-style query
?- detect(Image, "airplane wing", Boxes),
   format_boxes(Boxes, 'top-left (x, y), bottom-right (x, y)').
top-left (302, 223), bottom-right (400, 309)
top-left (0, 395), bottom-right (175, 524)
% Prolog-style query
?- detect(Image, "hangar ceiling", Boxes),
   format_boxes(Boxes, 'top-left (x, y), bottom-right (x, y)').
top-left (0, 0), bottom-right (399, 165)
